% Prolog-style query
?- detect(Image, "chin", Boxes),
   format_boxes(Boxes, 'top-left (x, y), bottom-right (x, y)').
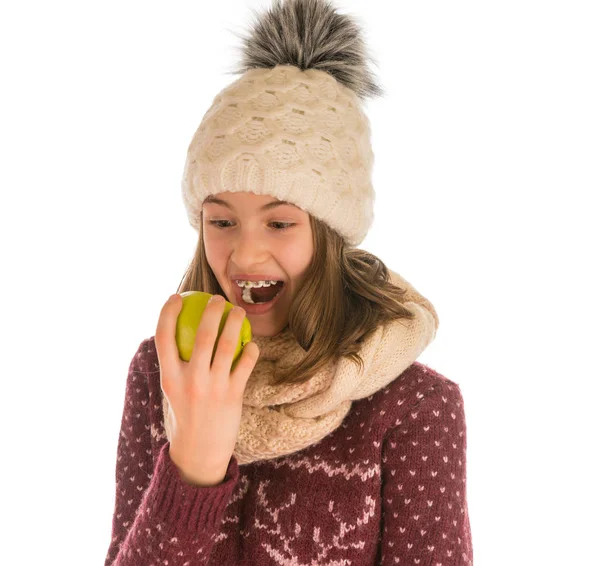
top-left (250, 318), bottom-right (288, 338)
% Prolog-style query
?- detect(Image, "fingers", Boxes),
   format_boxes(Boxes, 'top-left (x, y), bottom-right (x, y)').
top-left (188, 295), bottom-right (227, 374)
top-left (230, 341), bottom-right (260, 394)
top-left (155, 294), bottom-right (182, 385)
top-left (210, 305), bottom-right (249, 376)
top-left (157, 294), bottom-right (259, 398)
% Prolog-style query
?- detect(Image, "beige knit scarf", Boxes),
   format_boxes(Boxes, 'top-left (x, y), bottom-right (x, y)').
top-left (161, 268), bottom-right (439, 465)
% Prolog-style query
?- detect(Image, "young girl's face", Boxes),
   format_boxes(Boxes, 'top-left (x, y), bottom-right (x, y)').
top-left (202, 191), bottom-right (314, 337)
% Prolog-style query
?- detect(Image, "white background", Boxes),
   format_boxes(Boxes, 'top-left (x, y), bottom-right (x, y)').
top-left (1, 1), bottom-right (598, 564)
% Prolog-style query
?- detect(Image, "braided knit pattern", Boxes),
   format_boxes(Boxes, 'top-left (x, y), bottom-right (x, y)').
top-left (181, 64), bottom-right (375, 247)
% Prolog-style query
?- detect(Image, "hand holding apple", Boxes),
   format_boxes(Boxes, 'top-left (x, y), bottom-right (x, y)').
top-left (175, 291), bottom-right (253, 369)
top-left (154, 292), bottom-right (260, 487)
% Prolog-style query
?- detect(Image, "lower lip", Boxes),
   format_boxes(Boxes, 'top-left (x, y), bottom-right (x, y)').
top-left (232, 282), bottom-right (286, 315)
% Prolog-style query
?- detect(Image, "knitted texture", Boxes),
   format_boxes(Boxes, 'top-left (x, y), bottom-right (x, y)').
top-left (181, 64), bottom-right (376, 247)
top-left (160, 268), bottom-right (439, 465)
top-left (104, 343), bottom-right (473, 565)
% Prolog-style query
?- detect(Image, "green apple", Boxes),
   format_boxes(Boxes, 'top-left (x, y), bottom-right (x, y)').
top-left (175, 291), bottom-right (252, 370)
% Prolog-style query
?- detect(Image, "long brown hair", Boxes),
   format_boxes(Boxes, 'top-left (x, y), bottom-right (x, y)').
top-left (176, 211), bottom-right (417, 386)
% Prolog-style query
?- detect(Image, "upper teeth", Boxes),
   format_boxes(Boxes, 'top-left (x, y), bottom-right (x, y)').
top-left (236, 280), bottom-right (280, 288)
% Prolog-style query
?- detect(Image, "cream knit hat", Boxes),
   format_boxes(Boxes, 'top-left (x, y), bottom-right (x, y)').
top-left (181, 0), bottom-right (385, 247)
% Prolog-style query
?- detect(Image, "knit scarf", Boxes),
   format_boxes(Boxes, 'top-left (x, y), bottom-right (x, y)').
top-left (161, 268), bottom-right (439, 465)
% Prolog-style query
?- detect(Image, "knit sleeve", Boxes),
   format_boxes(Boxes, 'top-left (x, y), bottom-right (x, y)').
top-left (377, 381), bottom-right (473, 566)
top-left (104, 339), bottom-right (239, 566)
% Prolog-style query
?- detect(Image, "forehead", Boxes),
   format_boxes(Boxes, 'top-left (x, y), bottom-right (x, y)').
top-left (203, 193), bottom-right (300, 212)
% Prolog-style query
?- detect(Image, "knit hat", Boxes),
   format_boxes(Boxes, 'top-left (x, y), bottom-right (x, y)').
top-left (181, 0), bottom-right (385, 247)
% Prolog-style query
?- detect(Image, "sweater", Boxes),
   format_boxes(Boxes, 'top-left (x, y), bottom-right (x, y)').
top-left (104, 337), bottom-right (473, 565)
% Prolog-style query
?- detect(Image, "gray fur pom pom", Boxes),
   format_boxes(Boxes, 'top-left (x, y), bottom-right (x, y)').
top-left (224, 0), bottom-right (385, 101)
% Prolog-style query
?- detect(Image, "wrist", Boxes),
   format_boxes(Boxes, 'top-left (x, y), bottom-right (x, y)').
top-left (169, 445), bottom-right (227, 487)
top-left (178, 469), bottom-right (226, 487)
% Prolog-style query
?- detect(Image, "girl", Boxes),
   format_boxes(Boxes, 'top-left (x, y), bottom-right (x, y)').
top-left (105, 0), bottom-right (473, 564)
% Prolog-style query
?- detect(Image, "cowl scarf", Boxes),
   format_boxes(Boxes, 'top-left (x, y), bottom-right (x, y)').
top-left (161, 268), bottom-right (439, 465)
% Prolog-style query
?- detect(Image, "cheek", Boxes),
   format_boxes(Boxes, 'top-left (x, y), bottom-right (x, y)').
top-left (288, 232), bottom-right (314, 263)
top-left (203, 227), bottom-right (225, 249)
top-left (202, 236), bottom-right (227, 268)
top-left (280, 244), bottom-right (313, 281)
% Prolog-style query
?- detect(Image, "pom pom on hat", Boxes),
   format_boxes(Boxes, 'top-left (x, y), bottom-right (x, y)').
top-left (227, 0), bottom-right (385, 101)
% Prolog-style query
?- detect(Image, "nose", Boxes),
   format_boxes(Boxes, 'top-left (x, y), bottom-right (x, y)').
top-left (230, 232), bottom-right (271, 268)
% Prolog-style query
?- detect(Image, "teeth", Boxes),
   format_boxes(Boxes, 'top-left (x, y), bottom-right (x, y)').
top-left (236, 279), bottom-right (279, 288)
top-left (240, 281), bottom-right (283, 305)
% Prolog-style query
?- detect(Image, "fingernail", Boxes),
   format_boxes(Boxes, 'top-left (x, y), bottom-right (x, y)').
top-left (209, 295), bottom-right (224, 303)
top-left (168, 294), bottom-right (179, 303)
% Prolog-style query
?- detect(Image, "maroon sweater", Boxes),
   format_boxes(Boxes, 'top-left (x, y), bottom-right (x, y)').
top-left (104, 337), bottom-right (473, 565)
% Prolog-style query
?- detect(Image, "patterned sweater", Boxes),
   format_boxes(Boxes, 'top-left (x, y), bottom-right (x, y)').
top-left (104, 337), bottom-right (473, 565)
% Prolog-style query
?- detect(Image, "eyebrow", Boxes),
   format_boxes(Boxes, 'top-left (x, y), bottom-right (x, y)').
top-left (203, 195), bottom-right (299, 211)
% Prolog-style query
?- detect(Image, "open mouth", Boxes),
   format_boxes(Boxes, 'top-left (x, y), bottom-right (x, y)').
top-left (235, 281), bottom-right (285, 305)
top-left (234, 281), bottom-right (286, 314)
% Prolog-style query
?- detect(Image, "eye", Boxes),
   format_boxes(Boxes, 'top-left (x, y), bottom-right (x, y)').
top-left (208, 220), bottom-right (295, 232)
top-left (209, 220), bottom-right (234, 229)
top-left (270, 222), bottom-right (295, 231)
